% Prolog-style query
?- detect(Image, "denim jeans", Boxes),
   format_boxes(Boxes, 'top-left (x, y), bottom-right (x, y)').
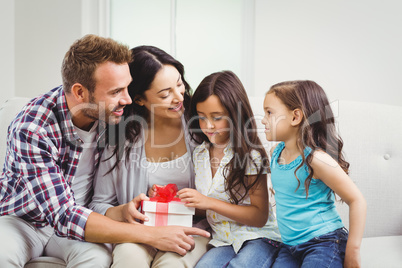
top-left (195, 238), bottom-right (281, 268)
top-left (272, 228), bottom-right (348, 268)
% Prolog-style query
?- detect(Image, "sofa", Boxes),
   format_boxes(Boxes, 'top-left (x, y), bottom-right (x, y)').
top-left (1, 96), bottom-right (401, 267)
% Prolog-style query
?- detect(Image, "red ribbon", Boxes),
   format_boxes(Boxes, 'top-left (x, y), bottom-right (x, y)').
top-left (150, 183), bottom-right (181, 202)
top-left (149, 184), bottom-right (180, 226)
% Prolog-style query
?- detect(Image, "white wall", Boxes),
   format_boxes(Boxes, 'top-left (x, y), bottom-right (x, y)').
top-left (0, 1), bottom-right (15, 105)
top-left (0, 0), bottom-right (107, 104)
top-left (1, 0), bottom-right (401, 107)
top-left (110, 0), bottom-right (247, 97)
top-left (14, 0), bottom-right (83, 99)
top-left (254, 0), bottom-right (402, 106)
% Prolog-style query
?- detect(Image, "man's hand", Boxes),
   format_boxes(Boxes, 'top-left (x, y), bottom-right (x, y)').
top-left (121, 193), bottom-right (149, 224)
top-left (85, 211), bottom-right (210, 256)
top-left (148, 226), bottom-right (210, 256)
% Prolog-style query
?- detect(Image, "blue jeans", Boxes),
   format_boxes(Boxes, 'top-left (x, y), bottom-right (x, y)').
top-left (195, 238), bottom-right (281, 268)
top-left (272, 228), bottom-right (348, 268)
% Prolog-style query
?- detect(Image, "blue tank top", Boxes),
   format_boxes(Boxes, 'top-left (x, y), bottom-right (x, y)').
top-left (270, 142), bottom-right (344, 246)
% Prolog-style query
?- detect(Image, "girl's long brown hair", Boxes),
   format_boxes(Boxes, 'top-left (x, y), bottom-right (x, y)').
top-left (189, 71), bottom-right (269, 204)
top-left (268, 80), bottom-right (349, 197)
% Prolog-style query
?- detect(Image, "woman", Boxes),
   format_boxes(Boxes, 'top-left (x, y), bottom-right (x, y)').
top-left (90, 46), bottom-right (210, 268)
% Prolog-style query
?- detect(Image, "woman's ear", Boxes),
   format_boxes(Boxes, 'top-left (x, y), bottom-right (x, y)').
top-left (291, 108), bottom-right (303, 126)
top-left (134, 96), bottom-right (144, 106)
top-left (71, 83), bottom-right (88, 103)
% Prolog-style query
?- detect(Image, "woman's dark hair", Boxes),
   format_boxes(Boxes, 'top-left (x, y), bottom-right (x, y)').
top-left (267, 80), bottom-right (350, 197)
top-left (109, 46), bottom-right (191, 168)
top-left (189, 70), bottom-right (269, 204)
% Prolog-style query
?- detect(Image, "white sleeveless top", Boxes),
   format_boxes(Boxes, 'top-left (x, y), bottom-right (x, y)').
top-left (147, 151), bottom-right (191, 190)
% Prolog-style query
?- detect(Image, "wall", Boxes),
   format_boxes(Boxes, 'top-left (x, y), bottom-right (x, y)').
top-left (14, 0), bottom-right (82, 99)
top-left (0, 0), bottom-right (107, 104)
top-left (0, 1), bottom-right (15, 105)
top-left (254, 0), bottom-right (402, 106)
top-left (110, 0), bottom-right (247, 96)
top-left (1, 0), bottom-right (401, 107)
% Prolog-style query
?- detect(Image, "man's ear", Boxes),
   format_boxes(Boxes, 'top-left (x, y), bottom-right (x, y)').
top-left (291, 108), bottom-right (303, 126)
top-left (70, 83), bottom-right (88, 103)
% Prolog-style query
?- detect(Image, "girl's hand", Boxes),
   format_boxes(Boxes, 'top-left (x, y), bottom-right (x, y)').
top-left (121, 193), bottom-right (150, 224)
top-left (148, 184), bottom-right (163, 197)
top-left (177, 188), bottom-right (211, 210)
top-left (344, 247), bottom-right (361, 268)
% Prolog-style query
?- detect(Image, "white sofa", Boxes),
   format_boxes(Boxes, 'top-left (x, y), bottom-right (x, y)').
top-left (1, 97), bottom-right (402, 267)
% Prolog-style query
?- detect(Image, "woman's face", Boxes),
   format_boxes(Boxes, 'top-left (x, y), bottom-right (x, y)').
top-left (136, 64), bottom-right (185, 121)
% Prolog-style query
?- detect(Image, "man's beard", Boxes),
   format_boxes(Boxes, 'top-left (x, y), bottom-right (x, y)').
top-left (81, 92), bottom-right (121, 125)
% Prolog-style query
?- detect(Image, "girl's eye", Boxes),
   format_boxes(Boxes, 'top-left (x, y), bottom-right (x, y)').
top-left (198, 116), bottom-right (206, 121)
top-left (213, 117), bottom-right (222, 121)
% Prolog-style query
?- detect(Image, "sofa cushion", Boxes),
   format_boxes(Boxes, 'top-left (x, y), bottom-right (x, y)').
top-left (335, 101), bottom-right (402, 238)
top-left (361, 236), bottom-right (402, 267)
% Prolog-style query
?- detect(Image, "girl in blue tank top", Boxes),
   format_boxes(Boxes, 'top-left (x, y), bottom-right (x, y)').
top-left (261, 80), bottom-right (366, 268)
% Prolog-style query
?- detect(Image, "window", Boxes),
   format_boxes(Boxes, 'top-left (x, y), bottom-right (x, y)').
top-left (110, 0), bottom-right (255, 94)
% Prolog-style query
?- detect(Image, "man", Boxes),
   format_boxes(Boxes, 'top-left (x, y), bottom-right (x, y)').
top-left (0, 34), bottom-right (209, 267)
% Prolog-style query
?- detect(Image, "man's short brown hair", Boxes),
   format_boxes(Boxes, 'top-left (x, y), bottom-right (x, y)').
top-left (61, 34), bottom-right (132, 94)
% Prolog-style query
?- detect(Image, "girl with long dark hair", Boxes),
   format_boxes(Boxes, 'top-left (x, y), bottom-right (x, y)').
top-left (263, 80), bottom-right (366, 267)
top-left (178, 71), bottom-right (281, 267)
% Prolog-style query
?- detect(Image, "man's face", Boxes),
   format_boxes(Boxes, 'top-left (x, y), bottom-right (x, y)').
top-left (80, 61), bottom-right (132, 128)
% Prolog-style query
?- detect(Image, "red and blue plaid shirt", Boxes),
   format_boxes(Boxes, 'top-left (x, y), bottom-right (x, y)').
top-left (0, 86), bottom-right (106, 241)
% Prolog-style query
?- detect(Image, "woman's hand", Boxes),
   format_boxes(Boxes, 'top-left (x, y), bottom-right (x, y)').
top-left (177, 188), bottom-right (211, 210)
top-left (148, 184), bottom-right (163, 198)
top-left (121, 193), bottom-right (150, 224)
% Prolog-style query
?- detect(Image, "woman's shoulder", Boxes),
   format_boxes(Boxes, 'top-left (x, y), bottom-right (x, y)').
top-left (102, 138), bottom-right (144, 160)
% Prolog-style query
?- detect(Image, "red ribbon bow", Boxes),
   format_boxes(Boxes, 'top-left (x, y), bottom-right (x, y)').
top-left (150, 183), bottom-right (181, 203)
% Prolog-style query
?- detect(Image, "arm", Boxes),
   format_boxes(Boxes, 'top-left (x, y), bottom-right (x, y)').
top-left (85, 195), bottom-right (211, 256)
top-left (9, 124), bottom-right (210, 255)
top-left (178, 174), bottom-right (269, 227)
top-left (13, 129), bottom-right (92, 240)
top-left (311, 151), bottom-right (367, 268)
top-left (90, 146), bottom-right (150, 224)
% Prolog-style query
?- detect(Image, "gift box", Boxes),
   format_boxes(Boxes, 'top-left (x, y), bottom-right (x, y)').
top-left (141, 184), bottom-right (195, 227)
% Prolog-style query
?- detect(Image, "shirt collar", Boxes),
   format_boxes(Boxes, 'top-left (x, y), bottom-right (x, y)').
top-left (56, 87), bottom-right (82, 145)
top-left (199, 141), bottom-right (233, 156)
top-left (56, 87), bottom-right (106, 147)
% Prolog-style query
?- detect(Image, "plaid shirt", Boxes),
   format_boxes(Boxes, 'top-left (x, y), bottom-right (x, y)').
top-left (0, 86), bottom-right (106, 241)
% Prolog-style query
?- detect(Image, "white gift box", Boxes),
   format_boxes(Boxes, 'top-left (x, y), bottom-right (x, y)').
top-left (141, 200), bottom-right (195, 227)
